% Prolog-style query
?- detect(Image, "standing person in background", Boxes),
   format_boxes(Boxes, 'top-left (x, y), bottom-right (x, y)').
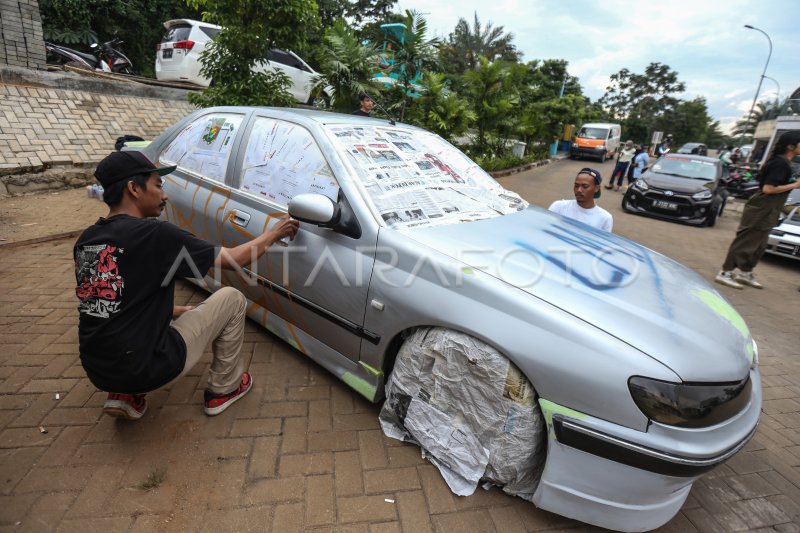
top-left (628, 144), bottom-right (649, 186)
top-left (715, 131), bottom-right (800, 289)
top-left (351, 94), bottom-right (374, 116)
top-left (719, 145), bottom-right (734, 171)
top-left (549, 167), bottom-right (613, 231)
top-left (657, 134), bottom-right (673, 156)
top-left (606, 140), bottom-right (636, 192)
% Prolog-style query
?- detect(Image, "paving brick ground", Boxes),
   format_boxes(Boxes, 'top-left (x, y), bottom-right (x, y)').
top-left (0, 159), bottom-right (798, 532)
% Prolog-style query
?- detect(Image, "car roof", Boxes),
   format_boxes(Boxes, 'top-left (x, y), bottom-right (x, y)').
top-left (164, 18), bottom-right (221, 30)
top-left (191, 106), bottom-right (424, 131)
top-left (680, 142), bottom-right (704, 147)
top-left (660, 153), bottom-right (718, 163)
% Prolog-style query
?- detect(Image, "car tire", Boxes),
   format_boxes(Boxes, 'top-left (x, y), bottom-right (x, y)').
top-left (381, 327), bottom-right (546, 498)
top-left (308, 93), bottom-right (330, 109)
top-left (600, 151), bottom-right (607, 163)
top-left (705, 207), bottom-right (718, 227)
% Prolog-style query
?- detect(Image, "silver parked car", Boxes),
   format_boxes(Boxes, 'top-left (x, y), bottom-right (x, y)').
top-left (766, 189), bottom-right (800, 260)
top-left (140, 107), bottom-right (760, 532)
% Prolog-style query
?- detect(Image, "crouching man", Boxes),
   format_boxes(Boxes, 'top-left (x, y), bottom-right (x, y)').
top-left (74, 151), bottom-right (299, 420)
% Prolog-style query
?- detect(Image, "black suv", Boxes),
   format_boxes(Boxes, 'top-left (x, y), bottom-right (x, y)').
top-left (622, 154), bottom-right (726, 227)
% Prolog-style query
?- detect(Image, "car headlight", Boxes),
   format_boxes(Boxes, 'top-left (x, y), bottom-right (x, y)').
top-left (770, 230), bottom-right (786, 237)
top-left (594, 145), bottom-right (605, 150)
top-left (692, 190), bottom-right (712, 200)
top-left (634, 179), bottom-right (648, 190)
top-left (750, 339), bottom-right (759, 369)
top-left (628, 375), bottom-right (752, 427)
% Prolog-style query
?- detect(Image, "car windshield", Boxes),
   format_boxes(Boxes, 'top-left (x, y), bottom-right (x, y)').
top-left (162, 25), bottom-right (192, 42)
top-left (324, 124), bottom-right (527, 229)
top-left (678, 143), bottom-right (699, 152)
top-left (650, 156), bottom-right (717, 180)
top-left (577, 127), bottom-right (607, 139)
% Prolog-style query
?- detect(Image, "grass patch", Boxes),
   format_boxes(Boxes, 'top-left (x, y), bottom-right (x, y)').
top-left (139, 467), bottom-right (166, 491)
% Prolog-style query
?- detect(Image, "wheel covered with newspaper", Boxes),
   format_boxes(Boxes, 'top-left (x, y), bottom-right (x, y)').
top-left (379, 327), bottom-right (546, 502)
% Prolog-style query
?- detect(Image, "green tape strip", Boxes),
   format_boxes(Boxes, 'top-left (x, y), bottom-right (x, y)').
top-left (358, 361), bottom-right (384, 377)
top-left (692, 288), bottom-right (750, 340)
top-left (343, 371), bottom-right (377, 401)
top-left (538, 398), bottom-right (588, 427)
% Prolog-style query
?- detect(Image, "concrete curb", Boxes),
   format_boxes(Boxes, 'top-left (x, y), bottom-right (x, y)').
top-left (489, 157), bottom-right (555, 179)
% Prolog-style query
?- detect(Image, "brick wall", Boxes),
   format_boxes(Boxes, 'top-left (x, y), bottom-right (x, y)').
top-left (0, 67), bottom-right (195, 195)
top-left (0, 0), bottom-right (46, 69)
top-left (0, 83), bottom-right (194, 172)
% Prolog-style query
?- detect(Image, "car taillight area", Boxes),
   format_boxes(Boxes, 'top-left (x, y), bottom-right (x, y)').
top-left (173, 40), bottom-right (195, 50)
top-left (628, 375), bottom-right (752, 428)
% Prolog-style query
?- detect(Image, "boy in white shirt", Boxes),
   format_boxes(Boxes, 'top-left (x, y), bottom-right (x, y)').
top-left (548, 167), bottom-right (613, 232)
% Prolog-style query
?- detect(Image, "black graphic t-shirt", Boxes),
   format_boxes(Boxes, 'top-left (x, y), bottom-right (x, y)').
top-left (74, 215), bottom-right (217, 393)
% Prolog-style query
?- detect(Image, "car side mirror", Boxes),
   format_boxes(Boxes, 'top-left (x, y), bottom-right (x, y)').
top-left (288, 193), bottom-right (341, 225)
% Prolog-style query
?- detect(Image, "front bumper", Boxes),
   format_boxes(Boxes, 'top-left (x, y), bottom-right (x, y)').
top-left (766, 230), bottom-right (800, 260)
top-left (533, 368), bottom-right (761, 532)
top-left (623, 188), bottom-right (713, 225)
top-left (570, 146), bottom-right (605, 159)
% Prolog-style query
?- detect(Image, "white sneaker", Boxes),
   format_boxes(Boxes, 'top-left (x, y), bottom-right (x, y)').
top-left (735, 271), bottom-right (764, 289)
top-left (715, 271), bottom-right (744, 289)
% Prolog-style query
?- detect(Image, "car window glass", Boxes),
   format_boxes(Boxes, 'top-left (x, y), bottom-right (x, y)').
top-left (160, 113), bottom-right (244, 183)
top-left (651, 157), bottom-right (717, 180)
top-left (199, 26), bottom-right (220, 39)
top-left (267, 49), bottom-right (293, 66)
top-left (578, 127), bottom-right (607, 139)
top-left (325, 125), bottom-right (527, 229)
top-left (240, 118), bottom-right (339, 206)
top-left (162, 25), bottom-right (191, 42)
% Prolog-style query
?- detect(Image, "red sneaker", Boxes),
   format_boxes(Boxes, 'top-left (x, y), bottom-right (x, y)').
top-left (204, 372), bottom-right (253, 416)
top-left (103, 393), bottom-right (147, 420)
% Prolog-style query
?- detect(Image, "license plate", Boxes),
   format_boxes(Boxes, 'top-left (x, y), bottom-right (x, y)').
top-left (162, 49), bottom-right (173, 59)
top-left (653, 200), bottom-right (678, 210)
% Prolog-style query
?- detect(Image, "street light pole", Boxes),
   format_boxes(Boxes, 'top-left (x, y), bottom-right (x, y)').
top-left (761, 75), bottom-right (780, 100)
top-left (741, 24), bottom-right (772, 146)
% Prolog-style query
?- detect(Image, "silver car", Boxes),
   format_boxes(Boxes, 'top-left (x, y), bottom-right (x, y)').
top-left (766, 189), bottom-right (800, 260)
top-left (141, 107), bottom-right (760, 532)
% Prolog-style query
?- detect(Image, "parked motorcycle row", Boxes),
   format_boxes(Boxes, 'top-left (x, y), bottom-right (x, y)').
top-left (721, 165), bottom-right (760, 199)
top-left (45, 39), bottom-right (134, 75)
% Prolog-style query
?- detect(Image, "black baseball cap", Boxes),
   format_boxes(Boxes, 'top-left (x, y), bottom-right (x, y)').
top-left (359, 93), bottom-right (373, 101)
top-left (94, 151), bottom-right (176, 187)
top-left (578, 167), bottom-right (603, 198)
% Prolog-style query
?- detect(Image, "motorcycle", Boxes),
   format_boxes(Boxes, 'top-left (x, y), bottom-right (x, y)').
top-left (45, 38), bottom-right (134, 75)
top-left (722, 165), bottom-right (760, 199)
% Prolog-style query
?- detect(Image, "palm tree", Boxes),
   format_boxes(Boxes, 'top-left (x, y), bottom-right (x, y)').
top-left (463, 57), bottom-right (518, 153)
top-left (312, 20), bottom-right (383, 112)
top-left (381, 10), bottom-right (440, 121)
top-left (440, 13), bottom-right (521, 74)
top-left (731, 99), bottom-right (783, 137)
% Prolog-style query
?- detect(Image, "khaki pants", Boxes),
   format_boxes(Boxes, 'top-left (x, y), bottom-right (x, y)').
top-left (722, 191), bottom-right (786, 272)
top-left (169, 286), bottom-right (248, 395)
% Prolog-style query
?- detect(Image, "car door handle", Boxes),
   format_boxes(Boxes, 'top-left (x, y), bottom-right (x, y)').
top-left (230, 210), bottom-right (251, 227)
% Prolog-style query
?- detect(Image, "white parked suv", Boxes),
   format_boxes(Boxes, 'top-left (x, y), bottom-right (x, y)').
top-left (155, 19), bottom-right (328, 105)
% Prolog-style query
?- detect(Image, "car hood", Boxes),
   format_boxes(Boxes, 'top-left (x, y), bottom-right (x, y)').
top-left (402, 206), bottom-right (752, 381)
top-left (643, 172), bottom-right (713, 193)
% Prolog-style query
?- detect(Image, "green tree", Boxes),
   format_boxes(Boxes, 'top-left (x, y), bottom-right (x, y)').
top-left (404, 72), bottom-right (475, 141)
top-left (186, 0), bottom-right (319, 107)
top-left (311, 19), bottom-right (383, 112)
top-left (463, 57), bottom-right (518, 154)
top-left (731, 99), bottom-right (784, 138)
top-left (39, 0), bottom-right (203, 77)
top-left (380, 10), bottom-right (440, 121)
top-left (598, 62), bottom-right (686, 142)
top-left (439, 13), bottom-right (520, 75)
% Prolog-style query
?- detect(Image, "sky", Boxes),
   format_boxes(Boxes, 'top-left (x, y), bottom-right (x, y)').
top-left (395, 0), bottom-right (797, 135)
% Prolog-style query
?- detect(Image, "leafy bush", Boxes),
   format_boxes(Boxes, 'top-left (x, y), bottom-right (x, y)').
top-left (473, 147), bottom-right (548, 172)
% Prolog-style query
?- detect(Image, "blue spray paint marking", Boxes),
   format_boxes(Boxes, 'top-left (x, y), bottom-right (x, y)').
top-left (513, 219), bottom-right (675, 322)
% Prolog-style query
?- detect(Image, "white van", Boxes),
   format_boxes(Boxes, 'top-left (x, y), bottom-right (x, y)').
top-left (569, 122), bottom-right (622, 163)
top-left (155, 19), bottom-right (330, 105)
